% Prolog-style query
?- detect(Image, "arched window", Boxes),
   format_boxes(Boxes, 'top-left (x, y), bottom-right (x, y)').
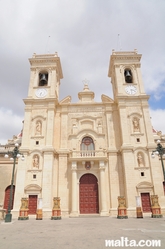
top-left (80, 137), bottom-right (95, 151)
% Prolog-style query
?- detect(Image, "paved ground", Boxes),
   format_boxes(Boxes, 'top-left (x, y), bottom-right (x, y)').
top-left (0, 216), bottom-right (165, 249)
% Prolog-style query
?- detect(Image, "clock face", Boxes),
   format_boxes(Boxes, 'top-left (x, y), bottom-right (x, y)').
top-left (35, 88), bottom-right (47, 98)
top-left (125, 85), bottom-right (137, 95)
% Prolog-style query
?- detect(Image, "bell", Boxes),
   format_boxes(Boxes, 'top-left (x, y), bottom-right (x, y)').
top-left (39, 73), bottom-right (48, 86)
top-left (125, 70), bottom-right (132, 83)
top-left (125, 70), bottom-right (131, 77)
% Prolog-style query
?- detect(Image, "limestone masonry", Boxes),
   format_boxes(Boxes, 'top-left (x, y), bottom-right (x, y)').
top-left (0, 50), bottom-right (165, 219)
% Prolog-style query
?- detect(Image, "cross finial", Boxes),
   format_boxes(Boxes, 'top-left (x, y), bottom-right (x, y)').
top-left (82, 79), bottom-right (90, 91)
top-left (82, 79), bottom-right (90, 89)
top-left (82, 78), bottom-right (89, 85)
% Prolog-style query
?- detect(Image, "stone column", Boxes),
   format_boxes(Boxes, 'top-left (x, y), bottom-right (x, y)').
top-left (99, 161), bottom-right (108, 216)
top-left (70, 161), bottom-right (78, 217)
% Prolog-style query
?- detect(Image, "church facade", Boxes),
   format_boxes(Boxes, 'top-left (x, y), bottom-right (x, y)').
top-left (1, 50), bottom-right (165, 218)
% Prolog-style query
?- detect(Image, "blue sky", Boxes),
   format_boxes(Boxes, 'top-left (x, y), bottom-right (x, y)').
top-left (149, 95), bottom-right (165, 110)
top-left (0, 0), bottom-right (165, 144)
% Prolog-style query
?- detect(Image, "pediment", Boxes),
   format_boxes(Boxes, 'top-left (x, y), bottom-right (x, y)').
top-left (25, 184), bottom-right (42, 193)
top-left (101, 94), bottom-right (114, 103)
top-left (60, 96), bottom-right (71, 104)
top-left (136, 181), bottom-right (153, 189)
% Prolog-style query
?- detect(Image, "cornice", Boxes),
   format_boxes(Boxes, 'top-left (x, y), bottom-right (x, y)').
top-left (23, 98), bottom-right (58, 105)
top-left (29, 54), bottom-right (63, 79)
top-left (116, 95), bottom-right (150, 102)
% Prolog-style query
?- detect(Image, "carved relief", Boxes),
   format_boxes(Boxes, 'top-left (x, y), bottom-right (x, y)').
top-left (53, 197), bottom-right (61, 209)
top-left (118, 196), bottom-right (126, 208)
top-left (33, 154), bottom-right (39, 168)
top-left (151, 195), bottom-right (160, 208)
top-left (132, 117), bottom-right (140, 132)
top-left (137, 153), bottom-right (145, 167)
top-left (20, 198), bottom-right (28, 210)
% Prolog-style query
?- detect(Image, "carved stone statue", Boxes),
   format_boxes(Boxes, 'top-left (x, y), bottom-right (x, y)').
top-left (137, 153), bottom-right (144, 167)
top-left (133, 117), bottom-right (140, 132)
top-left (35, 121), bottom-right (42, 135)
top-left (33, 155), bottom-right (39, 168)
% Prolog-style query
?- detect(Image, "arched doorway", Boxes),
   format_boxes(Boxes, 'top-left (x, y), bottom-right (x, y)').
top-left (79, 173), bottom-right (99, 214)
top-left (3, 185), bottom-right (15, 211)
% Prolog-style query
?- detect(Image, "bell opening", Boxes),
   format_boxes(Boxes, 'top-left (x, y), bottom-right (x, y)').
top-left (39, 73), bottom-right (48, 86)
top-left (124, 70), bottom-right (133, 83)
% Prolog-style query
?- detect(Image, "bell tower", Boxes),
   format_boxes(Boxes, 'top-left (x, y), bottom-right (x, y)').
top-left (108, 50), bottom-right (156, 212)
top-left (13, 53), bottom-right (63, 216)
top-left (108, 49), bottom-right (146, 100)
top-left (28, 52), bottom-right (63, 100)
top-left (108, 49), bottom-right (154, 147)
top-left (22, 53), bottom-right (63, 149)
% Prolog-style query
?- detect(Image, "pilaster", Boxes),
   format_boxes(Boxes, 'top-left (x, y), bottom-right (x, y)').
top-left (70, 161), bottom-right (78, 217)
top-left (42, 151), bottom-right (54, 212)
top-left (58, 153), bottom-right (69, 216)
top-left (99, 161), bottom-right (109, 216)
top-left (12, 153), bottom-right (28, 218)
top-left (121, 149), bottom-right (137, 210)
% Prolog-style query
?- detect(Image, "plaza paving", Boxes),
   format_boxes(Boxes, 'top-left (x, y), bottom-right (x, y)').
top-left (0, 216), bottom-right (165, 249)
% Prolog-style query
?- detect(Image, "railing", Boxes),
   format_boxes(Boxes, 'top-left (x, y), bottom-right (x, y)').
top-left (70, 150), bottom-right (107, 158)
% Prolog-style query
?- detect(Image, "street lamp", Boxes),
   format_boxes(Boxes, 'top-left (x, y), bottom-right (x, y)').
top-left (4, 143), bottom-right (24, 222)
top-left (151, 140), bottom-right (165, 183)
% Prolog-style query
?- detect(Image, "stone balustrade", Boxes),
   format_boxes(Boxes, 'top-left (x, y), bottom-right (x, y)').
top-left (69, 150), bottom-right (107, 159)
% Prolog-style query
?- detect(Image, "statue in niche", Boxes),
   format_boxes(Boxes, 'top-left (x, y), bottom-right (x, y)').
top-left (137, 153), bottom-right (144, 167)
top-left (132, 117), bottom-right (140, 132)
top-left (33, 155), bottom-right (39, 168)
top-left (35, 121), bottom-right (42, 135)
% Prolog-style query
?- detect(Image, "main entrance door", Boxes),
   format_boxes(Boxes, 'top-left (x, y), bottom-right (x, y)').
top-left (28, 195), bottom-right (37, 214)
top-left (141, 193), bottom-right (151, 212)
top-left (80, 173), bottom-right (99, 214)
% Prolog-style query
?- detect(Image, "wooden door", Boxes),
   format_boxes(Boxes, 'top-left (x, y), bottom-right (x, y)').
top-left (80, 174), bottom-right (99, 214)
top-left (28, 195), bottom-right (37, 214)
top-left (141, 193), bottom-right (151, 212)
top-left (3, 185), bottom-right (15, 211)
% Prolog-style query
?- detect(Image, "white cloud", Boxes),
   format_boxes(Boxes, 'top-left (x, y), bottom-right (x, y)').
top-left (150, 109), bottom-right (165, 135)
top-left (0, 0), bottom-right (165, 143)
top-left (0, 108), bottom-right (23, 144)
